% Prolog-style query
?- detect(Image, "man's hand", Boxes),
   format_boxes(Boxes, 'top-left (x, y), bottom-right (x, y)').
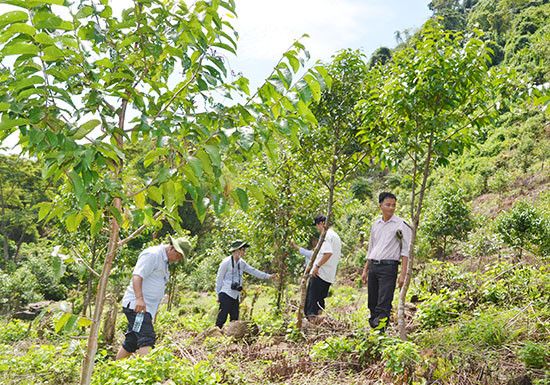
top-left (134, 298), bottom-right (146, 313)
top-left (361, 269), bottom-right (368, 285)
top-left (397, 273), bottom-right (406, 288)
top-left (290, 241), bottom-right (299, 250)
top-left (311, 264), bottom-right (320, 277)
top-left (270, 273), bottom-right (278, 280)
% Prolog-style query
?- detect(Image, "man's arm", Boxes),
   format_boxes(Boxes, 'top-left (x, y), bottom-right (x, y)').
top-left (242, 261), bottom-right (272, 279)
top-left (311, 252), bottom-right (332, 277)
top-left (361, 259), bottom-right (370, 285)
top-left (132, 275), bottom-right (146, 313)
top-left (397, 256), bottom-right (408, 288)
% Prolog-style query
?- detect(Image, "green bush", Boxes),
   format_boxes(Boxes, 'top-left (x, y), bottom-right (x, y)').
top-left (495, 201), bottom-right (550, 257)
top-left (520, 341), bottom-right (550, 369)
top-left (0, 319), bottom-right (28, 342)
top-left (0, 341), bottom-right (84, 384)
top-left (416, 288), bottom-right (471, 328)
top-left (92, 346), bottom-right (221, 385)
top-left (381, 338), bottom-right (423, 376)
top-left (0, 267), bottom-right (41, 311)
top-left (310, 332), bottom-right (382, 368)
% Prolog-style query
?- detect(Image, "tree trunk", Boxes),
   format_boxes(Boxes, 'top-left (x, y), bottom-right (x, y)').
top-left (82, 252), bottom-right (97, 317)
top-left (80, 198), bottom-right (121, 385)
top-left (296, 161), bottom-right (336, 329)
top-left (397, 140), bottom-right (433, 340)
top-left (13, 222), bottom-right (29, 262)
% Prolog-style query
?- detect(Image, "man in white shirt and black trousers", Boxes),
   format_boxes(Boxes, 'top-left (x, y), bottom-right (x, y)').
top-left (361, 192), bottom-right (412, 332)
top-left (305, 215), bottom-right (342, 319)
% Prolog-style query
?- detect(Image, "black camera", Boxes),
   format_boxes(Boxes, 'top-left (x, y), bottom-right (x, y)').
top-left (231, 282), bottom-right (243, 291)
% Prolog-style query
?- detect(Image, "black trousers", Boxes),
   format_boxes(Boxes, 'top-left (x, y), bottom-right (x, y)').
top-left (305, 276), bottom-right (331, 316)
top-left (367, 263), bottom-right (398, 330)
top-left (216, 292), bottom-right (239, 328)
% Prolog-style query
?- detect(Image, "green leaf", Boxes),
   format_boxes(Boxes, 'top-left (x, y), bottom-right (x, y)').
top-left (107, 205), bottom-right (123, 226)
top-left (2, 41), bottom-right (39, 56)
top-left (78, 317), bottom-right (92, 328)
top-left (147, 186), bottom-right (163, 204)
top-left (204, 145), bottom-right (221, 168)
top-left (52, 255), bottom-right (64, 280)
top-left (37, 201), bottom-right (52, 221)
top-left (68, 170), bottom-right (85, 203)
top-left (72, 119), bottom-right (100, 140)
top-left (55, 313), bottom-right (71, 334)
top-left (237, 126), bottom-right (254, 151)
top-left (64, 315), bottom-right (79, 332)
top-left (235, 187), bottom-right (248, 211)
top-left (144, 148), bottom-right (169, 168)
top-left (187, 156), bottom-right (203, 178)
top-left (248, 184), bottom-right (264, 205)
top-left (0, 11), bottom-right (28, 29)
top-left (28, 0), bottom-right (65, 6)
top-left (212, 193), bottom-right (226, 216)
top-left (65, 212), bottom-right (84, 232)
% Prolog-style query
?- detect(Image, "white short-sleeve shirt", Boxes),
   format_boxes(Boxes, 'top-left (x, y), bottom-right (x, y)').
top-left (313, 227), bottom-right (342, 284)
top-left (121, 245), bottom-right (169, 319)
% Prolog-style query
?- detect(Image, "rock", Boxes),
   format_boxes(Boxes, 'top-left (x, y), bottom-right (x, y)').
top-left (224, 320), bottom-right (255, 339)
top-left (193, 326), bottom-right (223, 343)
top-left (13, 301), bottom-right (53, 320)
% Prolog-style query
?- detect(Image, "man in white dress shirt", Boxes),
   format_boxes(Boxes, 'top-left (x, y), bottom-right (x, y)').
top-left (361, 192), bottom-right (411, 331)
top-left (304, 215), bottom-right (342, 318)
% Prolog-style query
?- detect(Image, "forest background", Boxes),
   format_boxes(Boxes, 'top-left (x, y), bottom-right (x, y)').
top-left (1, 0), bottom-right (550, 384)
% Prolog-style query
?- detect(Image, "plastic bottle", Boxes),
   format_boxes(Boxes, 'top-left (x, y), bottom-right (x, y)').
top-left (132, 312), bottom-right (144, 333)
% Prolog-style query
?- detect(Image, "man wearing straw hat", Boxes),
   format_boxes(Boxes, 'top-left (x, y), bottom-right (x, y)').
top-left (215, 239), bottom-right (275, 328)
top-left (116, 236), bottom-right (191, 360)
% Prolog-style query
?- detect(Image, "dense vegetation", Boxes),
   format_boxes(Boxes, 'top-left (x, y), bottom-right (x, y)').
top-left (1, 0), bottom-right (549, 384)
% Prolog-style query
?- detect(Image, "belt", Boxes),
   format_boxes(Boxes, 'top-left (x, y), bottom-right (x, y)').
top-left (370, 259), bottom-right (399, 265)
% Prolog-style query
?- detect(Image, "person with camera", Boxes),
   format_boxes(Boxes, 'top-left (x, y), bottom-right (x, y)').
top-left (215, 239), bottom-right (275, 328)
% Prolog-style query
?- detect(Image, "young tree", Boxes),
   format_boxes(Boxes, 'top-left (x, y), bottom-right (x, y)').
top-left (293, 49), bottom-right (373, 328)
top-left (423, 180), bottom-right (474, 258)
top-left (357, 19), bottom-right (519, 339)
top-left (0, 1), bottom-right (328, 383)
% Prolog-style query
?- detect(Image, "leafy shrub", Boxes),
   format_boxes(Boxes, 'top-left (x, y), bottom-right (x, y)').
top-left (0, 319), bottom-right (28, 342)
top-left (422, 181), bottom-right (474, 257)
top-left (459, 220), bottom-right (503, 259)
top-left (520, 341), bottom-right (550, 369)
top-left (92, 346), bottom-right (221, 384)
top-left (495, 200), bottom-right (550, 258)
top-left (0, 267), bottom-right (41, 311)
top-left (0, 340), bottom-right (83, 384)
top-left (381, 338), bottom-right (423, 376)
top-left (416, 288), bottom-right (471, 328)
top-left (310, 332), bottom-right (382, 368)
top-left (253, 310), bottom-right (287, 336)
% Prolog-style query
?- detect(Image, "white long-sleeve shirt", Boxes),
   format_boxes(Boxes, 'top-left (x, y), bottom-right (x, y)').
top-left (216, 255), bottom-right (271, 299)
top-left (366, 214), bottom-right (412, 261)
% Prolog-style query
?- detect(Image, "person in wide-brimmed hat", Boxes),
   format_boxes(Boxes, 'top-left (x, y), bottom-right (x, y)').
top-left (215, 239), bottom-right (276, 328)
top-left (117, 236), bottom-right (191, 360)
